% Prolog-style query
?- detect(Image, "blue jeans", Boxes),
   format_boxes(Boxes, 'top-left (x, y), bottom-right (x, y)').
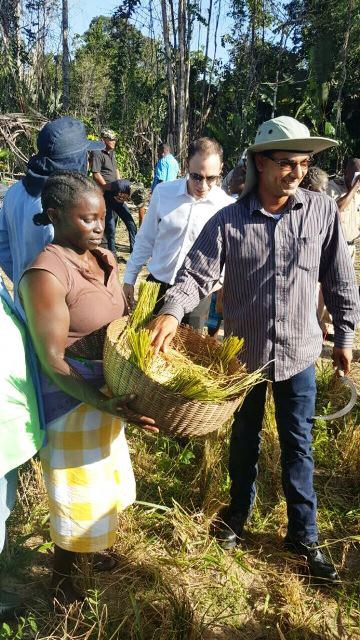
top-left (229, 365), bottom-right (318, 543)
top-left (104, 193), bottom-right (137, 255)
top-left (0, 468), bottom-right (18, 554)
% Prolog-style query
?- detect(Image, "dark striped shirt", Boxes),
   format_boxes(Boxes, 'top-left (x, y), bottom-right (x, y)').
top-left (160, 188), bottom-right (360, 381)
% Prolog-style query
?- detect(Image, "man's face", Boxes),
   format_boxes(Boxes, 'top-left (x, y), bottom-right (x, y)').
top-left (187, 153), bottom-right (222, 199)
top-left (255, 151), bottom-right (311, 199)
top-left (103, 137), bottom-right (116, 151)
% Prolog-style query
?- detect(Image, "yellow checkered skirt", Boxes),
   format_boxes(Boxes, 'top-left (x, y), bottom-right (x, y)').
top-left (40, 403), bottom-right (136, 553)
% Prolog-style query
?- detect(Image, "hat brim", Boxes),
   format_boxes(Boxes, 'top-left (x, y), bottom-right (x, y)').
top-left (87, 140), bottom-right (105, 151)
top-left (240, 137), bottom-right (338, 199)
top-left (247, 136), bottom-right (337, 154)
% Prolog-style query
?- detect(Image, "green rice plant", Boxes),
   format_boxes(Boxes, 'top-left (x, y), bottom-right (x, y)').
top-left (130, 281), bottom-right (161, 331)
top-left (213, 335), bottom-right (245, 373)
top-left (120, 281), bottom-right (262, 403)
top-left (127, 326), bottom-right (154, 375)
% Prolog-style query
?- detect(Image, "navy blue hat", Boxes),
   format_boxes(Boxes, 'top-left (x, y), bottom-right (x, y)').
top-left (37, 117), bottom-right (104, 157)
top-left (23, 117), bottom-right (105, 197)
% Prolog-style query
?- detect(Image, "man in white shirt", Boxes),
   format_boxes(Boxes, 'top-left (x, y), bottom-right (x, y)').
top-left (123, 137), bottom-right (234, 326)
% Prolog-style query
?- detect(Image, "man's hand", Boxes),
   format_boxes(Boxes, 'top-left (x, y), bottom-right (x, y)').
top-left (100, 394), bottom-right (159, 432)
top-left (148, 314), bottom-right (179, 356)
top-left (332, 347), bottom-right (352, 376)
top-left (123, 283), bottom-right (135, 309)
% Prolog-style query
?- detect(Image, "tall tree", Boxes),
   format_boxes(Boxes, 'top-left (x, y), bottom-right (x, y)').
top-left (61, 0), bottom-right (70, 111)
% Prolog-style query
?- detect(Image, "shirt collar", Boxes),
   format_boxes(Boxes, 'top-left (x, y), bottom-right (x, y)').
top-left (249, 188), bottom-right (304, 216)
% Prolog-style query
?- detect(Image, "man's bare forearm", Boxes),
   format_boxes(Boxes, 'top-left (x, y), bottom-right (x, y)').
top-left (93, 172), bottom-right (112, 191)
top-left (336, 184), bottom-right (359, 212)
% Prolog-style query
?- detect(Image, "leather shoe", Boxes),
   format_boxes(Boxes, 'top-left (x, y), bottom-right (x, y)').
top-left (212, 507), bottom-right (246, 550)
top-left (284, 538), bottom-right (340, 584)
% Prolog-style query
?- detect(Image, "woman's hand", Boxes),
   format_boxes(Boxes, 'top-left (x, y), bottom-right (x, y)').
top-left (99, 394), bottom-right (159, 433)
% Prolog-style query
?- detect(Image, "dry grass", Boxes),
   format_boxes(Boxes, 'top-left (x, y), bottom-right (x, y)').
top-left (3, 375), bottom-right (360, 640)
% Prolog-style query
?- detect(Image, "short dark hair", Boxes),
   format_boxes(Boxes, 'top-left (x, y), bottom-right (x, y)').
top-left (187, 137), bottom-right (223, 162)
top-left (158, 143), bottom-right (170, 154)
top-left (33, 171), bottom-right (101, 226)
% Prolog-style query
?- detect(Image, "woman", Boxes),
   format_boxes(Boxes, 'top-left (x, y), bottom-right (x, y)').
top-left (19, 171), bottom-right (157, 605)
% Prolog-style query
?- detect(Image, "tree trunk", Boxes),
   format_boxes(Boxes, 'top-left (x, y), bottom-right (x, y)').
top-left (161, 0), bottom-right (176, 148)
top-left (177, 0), bottom-right (186, 164)
top-left (205, 0), bottom-right (221, 113)
top-left (199, 0), bottom-right (213, 132)
top-left (335, 0), bottom-right (353, 134)
top-left (61, 0), bottom-right (70, 112)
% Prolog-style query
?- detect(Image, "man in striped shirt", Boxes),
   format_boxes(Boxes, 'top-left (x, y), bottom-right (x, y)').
top-left (149, 117), bottom-right (360, 583)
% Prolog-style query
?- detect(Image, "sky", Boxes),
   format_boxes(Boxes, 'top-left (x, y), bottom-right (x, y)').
top-left (66, 0), bottom-right (233, 63)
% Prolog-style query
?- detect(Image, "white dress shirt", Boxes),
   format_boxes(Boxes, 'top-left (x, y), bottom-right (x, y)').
top-left (124, 177), bottom-right (234, 285)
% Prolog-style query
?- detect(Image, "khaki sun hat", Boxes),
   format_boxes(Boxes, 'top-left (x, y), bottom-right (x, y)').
top-left (240, 116), bottom-right (338, 198)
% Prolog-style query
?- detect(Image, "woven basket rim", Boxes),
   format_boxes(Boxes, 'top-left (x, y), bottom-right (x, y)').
top-left (105, 318), bottom-right (246, 409)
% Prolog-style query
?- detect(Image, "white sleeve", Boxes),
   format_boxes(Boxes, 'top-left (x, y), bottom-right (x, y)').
top-left (123, 187), bottom-right (161, 285)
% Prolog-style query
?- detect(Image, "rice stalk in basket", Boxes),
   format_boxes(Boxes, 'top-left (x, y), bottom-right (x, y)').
top-left (127, 327), bottom-right (154, 375)
top-left (117, 282), bottom-right (263, 403)
top-left (129, 281), bottom-right (160, 331)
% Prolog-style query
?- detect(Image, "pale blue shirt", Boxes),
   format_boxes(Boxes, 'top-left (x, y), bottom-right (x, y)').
top-left (151, 154), bottom-right (179, 191)
top-left (0, 180), bottom-right (54, 314)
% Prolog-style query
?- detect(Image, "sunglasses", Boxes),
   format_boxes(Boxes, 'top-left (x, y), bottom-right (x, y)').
top-left (189, 172), bottom-right (220, 185)
top-left (264, 155), bottom-right (313, 172)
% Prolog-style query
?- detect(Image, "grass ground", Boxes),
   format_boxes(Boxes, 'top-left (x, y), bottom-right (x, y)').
top-left (1, 220), bottom-right (359, 640)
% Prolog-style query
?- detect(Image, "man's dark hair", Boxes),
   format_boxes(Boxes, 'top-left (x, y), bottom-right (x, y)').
top-left (187, 137), bottom-right (223, 162)
top-left (158, 143), bottom-right (171, 154)
top-left (33, 171), bottom-right (101, 226)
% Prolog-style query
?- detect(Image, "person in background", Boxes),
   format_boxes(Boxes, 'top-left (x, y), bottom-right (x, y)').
top-left (151, 143), bottom-right (179, 192)
top-left (149, 116), bottom-right (360, 584)
top-left (92, 129), bottom-right (137, 260)
top-left (302, 167), bottom-right (331, 335)
top-left (228, 163), bottom-right (247, 199)
top-left (327, 158), bottom-right (360, 264)
top-left (0, 276), bottom-right (44, 618)
top-left (0, 116), bottom-right (103, 315)
top-left (19, 172), bottom-right (157, 606)
top-left (222, 150), bottom-right (247, 196)
top-left (123, 137), bottom-right (234, 331)
top-left (301, 166), bottom-right (329, 193)
top-left (131, 184), bottom-right (147, 226)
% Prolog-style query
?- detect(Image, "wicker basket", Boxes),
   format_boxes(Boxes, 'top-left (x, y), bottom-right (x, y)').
top-left (103, 318), bottom-right (247, 437)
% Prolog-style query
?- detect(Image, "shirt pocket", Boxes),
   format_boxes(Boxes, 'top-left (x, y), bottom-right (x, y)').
top-left (296, 236), bottom-right (321, 271)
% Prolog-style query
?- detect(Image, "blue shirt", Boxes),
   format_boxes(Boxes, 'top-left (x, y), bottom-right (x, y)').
top-left (151, 154), bottom-right (179, 192)
top-left (0, 180), bottom-right (54, 315)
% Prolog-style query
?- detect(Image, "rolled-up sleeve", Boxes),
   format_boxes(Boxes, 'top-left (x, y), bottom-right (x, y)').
top-left (319, 201), bottom-right (360, 348)
top-left (160, 212), bottom-right (225, 321)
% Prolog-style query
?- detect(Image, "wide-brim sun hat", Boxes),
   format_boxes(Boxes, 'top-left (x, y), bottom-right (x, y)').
top-left (240, 116), bottom-right (338, 198)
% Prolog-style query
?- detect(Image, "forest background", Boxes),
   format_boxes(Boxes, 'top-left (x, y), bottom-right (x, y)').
top-left (1, 0), bottom-right (360, 184)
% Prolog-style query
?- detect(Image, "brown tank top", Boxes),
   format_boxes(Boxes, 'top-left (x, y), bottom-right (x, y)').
top-left (24, 244), bottom-right (127, 348)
